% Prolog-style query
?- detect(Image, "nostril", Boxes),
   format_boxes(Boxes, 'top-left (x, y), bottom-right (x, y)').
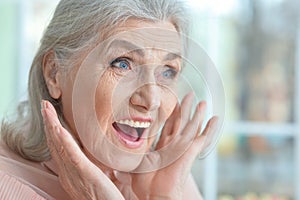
top-left (130, 85), bottom-right (161, 111)
top-left (130, 92), bottom-right (160, 112)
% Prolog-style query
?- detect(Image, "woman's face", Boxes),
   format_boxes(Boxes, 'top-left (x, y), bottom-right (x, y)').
top-left (60, 19), bottom-right (182, 171)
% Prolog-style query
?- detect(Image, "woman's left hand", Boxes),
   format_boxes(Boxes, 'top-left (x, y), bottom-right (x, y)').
top-left (117, 93), bottom-right (219, 200)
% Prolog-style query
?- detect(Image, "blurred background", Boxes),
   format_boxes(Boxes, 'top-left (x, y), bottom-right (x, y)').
top-left (0, 0), bottom-right (299, 199)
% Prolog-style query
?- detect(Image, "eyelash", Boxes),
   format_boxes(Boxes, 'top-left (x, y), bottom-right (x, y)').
top-left (110, 57), bottom-right (131, 70)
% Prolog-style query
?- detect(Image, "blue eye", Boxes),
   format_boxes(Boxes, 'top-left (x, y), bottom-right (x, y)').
top-left (110, 58), bottom-right (131, 70)
top-left (162, 68), bottom-right (177, 79)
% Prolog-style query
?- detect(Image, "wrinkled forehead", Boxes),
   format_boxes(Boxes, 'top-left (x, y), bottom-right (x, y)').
top-left (103, 27), bottom-right (182, 55)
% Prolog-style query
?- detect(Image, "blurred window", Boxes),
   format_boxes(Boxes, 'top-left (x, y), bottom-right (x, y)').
top-left (187, 0), bottom-right (300, 199)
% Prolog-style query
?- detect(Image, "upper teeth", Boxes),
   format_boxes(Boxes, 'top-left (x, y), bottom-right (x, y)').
top-left (117, 119), bottom-right (151, 128)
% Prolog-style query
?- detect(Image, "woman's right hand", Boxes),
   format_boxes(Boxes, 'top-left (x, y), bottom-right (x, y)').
top-left (41, 100), bottom-right (125, 200)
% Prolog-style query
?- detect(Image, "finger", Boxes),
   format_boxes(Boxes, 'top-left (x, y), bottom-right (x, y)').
top-left (42, 108), bottom-right (68, 175)
top-left (171, 117), bottom-right (218, 172)
top-left (161, 103), bottom-right (180, 136)
top-left (178, 92), bottom-right (194, 132)
top-left (42, 102), bottom-right (123, 200)
top-left (152, 94), bottom-right (195, 153)
top-left (180, 101), bottom-right (206, 142)
top-left (43, 101), bottom-right (79, 164)
top-left (195, 101), bottom-right (207, 134)
top-left (156, 103), bottom-right (180, 149)
top-left (44, 109), bottom-right (100, 183)
top-left (41, 101), bottom-right (54, 132)
top-left (143, 102), bottom-right (207, 172)
top-left (44, 107), bottom-right (89, 171)
top-left (41, 102), bottom-right (59, 153)
top-left (41, 100), bottom-right (72, 172)
top-left (42, 105), bottom-right (64, 153)
top-left (198, 116), bottom-right (219, 150)
top-left (42, 114), bottom-right (57, 159)
top-left (56, 125), bottom-right (91, 171)
top-left (56, 127), bottom-right (124, 200)
top-left (147, 102), bottom-right (204, 169)
top-left (43, 100), bottom-right (61, 126)
top-left (41, 100), bottom-right (63, 151)
top-left (194, 116), bottom-right (219, 158)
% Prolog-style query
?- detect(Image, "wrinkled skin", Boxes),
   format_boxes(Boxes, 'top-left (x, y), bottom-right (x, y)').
top-left (42, 97), bottom-right (217, 199)
top-left (42, 19), bottom-right (219, 199)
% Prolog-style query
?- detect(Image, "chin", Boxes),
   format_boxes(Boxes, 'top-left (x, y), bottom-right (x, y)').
top-left (107, 134), bottom-right (155, 172)
top-left (104, 147), bottom-right (146, 172)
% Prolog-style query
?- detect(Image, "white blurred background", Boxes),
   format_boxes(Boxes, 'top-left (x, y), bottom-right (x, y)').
top-left (0, 0), bottom-right (299, 199)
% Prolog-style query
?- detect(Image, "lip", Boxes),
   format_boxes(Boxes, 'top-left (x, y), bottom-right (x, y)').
top-left (112, 121), bottom-right (147, 149)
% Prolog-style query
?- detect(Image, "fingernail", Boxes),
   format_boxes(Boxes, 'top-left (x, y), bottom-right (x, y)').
top-left (196, 103), bottom-right (201, 111)
top-left (188, 91), bottom-right (195, 99)
top-left (46, 101), bottom-right (56, 114)
top-left (45, 101), bottom-right (50, 109)
top-left (41, 100), bottom-right (49, 109)
top-left (213, 116), bottom-right (219, 125)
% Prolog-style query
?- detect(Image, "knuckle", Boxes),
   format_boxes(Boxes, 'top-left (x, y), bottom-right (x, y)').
top-left (58, 146), bottom-right (65, 157)
top-left (70, 155), bottom-right (83, 168)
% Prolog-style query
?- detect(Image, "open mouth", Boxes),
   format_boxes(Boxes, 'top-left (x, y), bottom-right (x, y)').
top-left (112, 119), bottom-right (151, 149)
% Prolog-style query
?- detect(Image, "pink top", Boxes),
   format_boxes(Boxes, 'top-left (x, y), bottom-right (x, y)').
top-left (0, 140), bottom-right (203, 200)
top-left (0, 171), bottom-right (46, 200)
top-left (0, 141), bottom-right (70, 200)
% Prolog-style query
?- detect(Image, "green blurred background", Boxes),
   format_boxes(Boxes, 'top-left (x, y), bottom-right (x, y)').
top-left (0, 2), bottom-right (18, 117)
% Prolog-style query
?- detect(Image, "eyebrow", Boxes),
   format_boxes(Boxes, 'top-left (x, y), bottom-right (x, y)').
top-left (108, 39), bottom-right (181, 60)
top-left (108, 39), bottom-right (145, 57)
top-left (163, 52), bottom-right (182, 61)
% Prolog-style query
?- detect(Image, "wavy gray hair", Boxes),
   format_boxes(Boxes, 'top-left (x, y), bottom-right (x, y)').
top-left (1, 0), bottom-right (189, 161)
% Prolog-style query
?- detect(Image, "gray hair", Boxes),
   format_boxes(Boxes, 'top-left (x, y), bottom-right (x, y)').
top-left (1, 0), bottom-right (190, 161)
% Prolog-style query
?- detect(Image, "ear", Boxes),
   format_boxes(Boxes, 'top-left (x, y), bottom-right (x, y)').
top-left (42, 51), bottom-right (62, 99)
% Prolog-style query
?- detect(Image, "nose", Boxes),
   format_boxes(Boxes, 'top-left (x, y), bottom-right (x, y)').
top-left (130, 83), bottom-right (161, 112)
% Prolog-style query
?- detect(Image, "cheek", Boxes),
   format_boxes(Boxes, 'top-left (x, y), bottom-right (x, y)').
top-left (94, 74), bottom-right (116, 127)
top-left (160, 88), bottom-right (178, 119)
top-left (60, 78), bottom-right (77, 132)
top-left (94, 71), bottom-right (131, 128)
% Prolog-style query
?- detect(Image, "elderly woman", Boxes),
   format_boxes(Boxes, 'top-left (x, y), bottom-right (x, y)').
top-left (0, 0), bottom-right (218, 199)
